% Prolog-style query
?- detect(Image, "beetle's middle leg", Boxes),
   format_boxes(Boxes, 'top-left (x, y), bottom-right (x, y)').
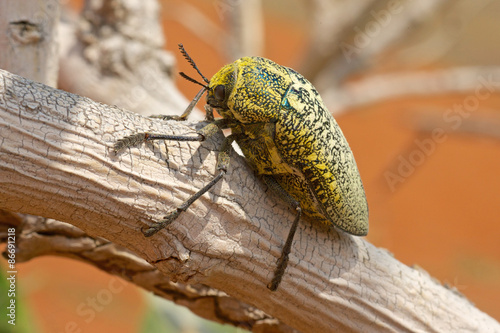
top-left (263, 175), bottom-right (302, 291)
top-left (114, 119), bottom-right (236, 237)
top-left (141, 131), bottom-right (237, 237)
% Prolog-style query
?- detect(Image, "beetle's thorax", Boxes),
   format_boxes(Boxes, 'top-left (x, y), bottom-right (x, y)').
top-left (207, 57), bottom-right (293, 124)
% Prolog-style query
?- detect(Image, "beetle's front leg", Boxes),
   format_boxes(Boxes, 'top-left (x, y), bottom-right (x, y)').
top-left (149, 88), bottom-right (208, 121)
top-left (113, 118), bottom-right (228, 153)
top-left (139, 132), bottom-right (239, 237)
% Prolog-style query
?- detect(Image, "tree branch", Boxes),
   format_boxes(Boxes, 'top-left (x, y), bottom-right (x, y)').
top-left (0, 0), bottom-right (60, 86)
top-left (301, 0), bottom-right (452, 87)
top-left (1, 69), bottom-right (498, 332)
top-left (325, 66), bottom-right (500, 115)
top-left (58, 0), bottom-right (195, 118)
top-left (0, 214), bottom-right (288, 332)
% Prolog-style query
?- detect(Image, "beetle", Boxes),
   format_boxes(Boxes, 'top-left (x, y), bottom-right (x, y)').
top-left (114, 44), bottom-right (369, 291)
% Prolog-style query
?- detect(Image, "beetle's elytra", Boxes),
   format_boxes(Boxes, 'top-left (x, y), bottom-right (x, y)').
top-left (114, 44), bottom-right (369, 291)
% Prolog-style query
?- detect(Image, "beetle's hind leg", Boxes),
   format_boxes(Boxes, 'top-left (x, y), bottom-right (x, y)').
top-left (263, 176), bottom-right (302, 291)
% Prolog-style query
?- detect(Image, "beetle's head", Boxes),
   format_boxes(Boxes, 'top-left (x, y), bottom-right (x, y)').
top-left (178, 44), bottom-right (290, 123)
top-left (206, 57), bottom-right (291, 123)
top-left (206, 63), bottom-right (236, 114)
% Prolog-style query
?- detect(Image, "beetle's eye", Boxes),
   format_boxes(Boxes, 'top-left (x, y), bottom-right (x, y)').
top-left (214, 85), bottom-right (225, 101)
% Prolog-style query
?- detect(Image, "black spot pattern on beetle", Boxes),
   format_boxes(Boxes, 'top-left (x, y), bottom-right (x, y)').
top-left (222, 57), bottom-right (368, 236)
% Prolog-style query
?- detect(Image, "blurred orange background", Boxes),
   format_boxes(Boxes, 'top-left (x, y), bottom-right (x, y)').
top-left (3, 0), bottom-right (500, 332)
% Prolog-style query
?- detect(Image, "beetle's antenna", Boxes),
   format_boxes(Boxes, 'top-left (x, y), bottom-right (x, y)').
top-left (178, 43), bottom-right (210, 84)
top-left (179, 72), bottom-right (208, 89)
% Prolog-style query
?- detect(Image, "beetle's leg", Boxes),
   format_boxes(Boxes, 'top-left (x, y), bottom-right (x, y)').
top-left (150, 87), bottom-right (206, 121)
top-left (141, 133), bottom-right (238, 237)
top-left (113, 132), bottom-right (204, 152)
top-left (263, 175), bottom-right (302, 291)
top-left (142, 170), bottom-right (225, 236)
top-left (204, 104), bottom-right (215, 122)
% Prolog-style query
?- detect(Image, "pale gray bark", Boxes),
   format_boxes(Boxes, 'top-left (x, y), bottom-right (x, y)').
top-left (1, 69), bottom-right (499, 333)
top-left (302, 0), bottom-right (452, 87)
top-left (58, 0), bottom-right (194, 118)
top-left (325, 66), bottom-right (500, 114)
top-left (0, 213), bottom-right (289, 332)
top-left (0, 0), bottom-right (60, 86)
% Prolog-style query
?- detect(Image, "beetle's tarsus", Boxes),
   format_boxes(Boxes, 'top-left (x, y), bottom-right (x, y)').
top-left (142, 210), bottom-right (180, 237)
top-left (114, 133), bottom-right (147, 153)
top-left (267, 205), bottom-right (301, 291)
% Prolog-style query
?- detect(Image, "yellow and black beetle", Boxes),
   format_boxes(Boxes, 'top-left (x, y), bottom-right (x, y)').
top-left (115, 44), bottom-right (368, 291)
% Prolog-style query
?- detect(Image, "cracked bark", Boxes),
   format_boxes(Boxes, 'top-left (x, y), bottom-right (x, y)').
top-left (0, 214), bottom-right (284, 332)
top-left (1, 69), bottom-right (499, 332)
